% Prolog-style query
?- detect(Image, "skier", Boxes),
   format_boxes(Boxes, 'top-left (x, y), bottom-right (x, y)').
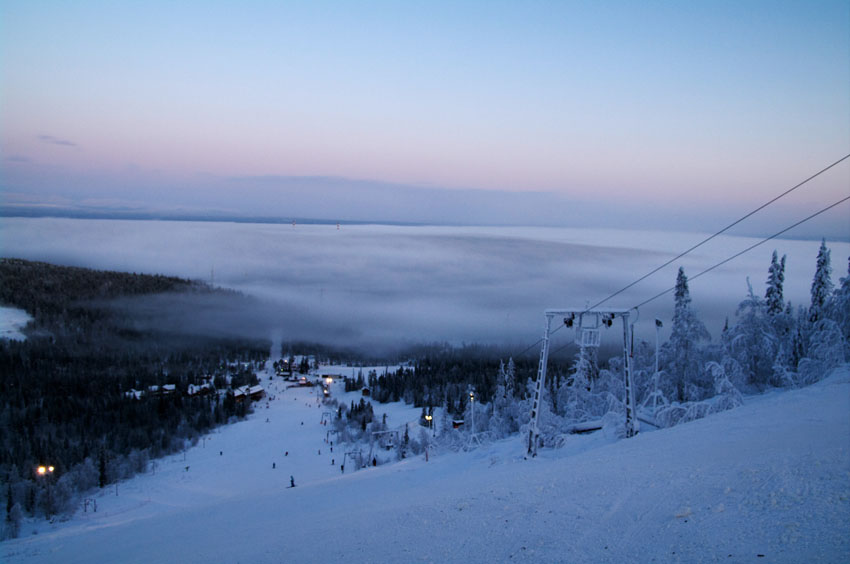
top-left (272, 462), bottom-right (276, 469)
top-left (290, 475), bottom-right (295, 488)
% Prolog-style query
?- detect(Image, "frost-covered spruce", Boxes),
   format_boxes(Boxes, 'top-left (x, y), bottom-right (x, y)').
top-left (663, 267), bottom-right (710, 402)
top-left (765, 250), bottom-right (786, 316)
top-left (809, 239), bottom-right (833, 323)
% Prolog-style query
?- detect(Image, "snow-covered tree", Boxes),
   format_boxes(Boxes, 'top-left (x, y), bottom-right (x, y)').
top-left (829, 256), bottom-right (850, 357)
top-left (765, 250), bottom-right (786, 315)
top-left (490, 359), bottom-right (524, 438)
top-left (663, 267), bottom-right (710, 401)
top-left (504, 357), bottom-right (516, 399)
top-left (494, 358), bottom-right (517, 403)
top-left (727, 279), bottom-right (776, 388)
top-left (2, 502), bottom-right (22, 540)
top-left (707, 359), bottom-right (744, 411)
top-left (809, 239), bottom-right (833, 323)
top-left (797, 318), bottom-right (845, 386)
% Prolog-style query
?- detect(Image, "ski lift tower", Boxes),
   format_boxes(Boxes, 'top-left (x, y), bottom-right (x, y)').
top-left (527, 307), bottom-right (640, 457)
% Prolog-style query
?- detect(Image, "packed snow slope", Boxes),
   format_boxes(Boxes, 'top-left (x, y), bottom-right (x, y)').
top-left (0, 306), bottom-right (31, 341)
top-left (5, 367), bottom-right (849, 563)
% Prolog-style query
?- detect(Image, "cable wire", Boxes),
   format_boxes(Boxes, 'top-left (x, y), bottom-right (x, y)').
top-left (631, 194), bottom-right (850, 310)
top-left (511, 155), bottom-right (849, 358)
top-left (586, 153), bottom-right (850, 311)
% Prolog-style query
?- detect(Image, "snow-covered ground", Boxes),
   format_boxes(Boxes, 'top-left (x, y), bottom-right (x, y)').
top-left (0, 306), bottom-right (31, 341)
top-left (4, 365), bottom-right (849, 563)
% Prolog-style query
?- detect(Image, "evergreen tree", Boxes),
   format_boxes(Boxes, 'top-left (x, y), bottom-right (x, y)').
top-left (455, 392), bottom-right (466, 418)
top-left (728, 279), bottom-right (775, 387)
top-left (5, 502), bottom-right (22, 540)
top-left (98, 450), bottom-right (108, 488)
top-left (765, 250), bottom-right (786, 315)
top-left (831, 257), bottom-right (850, 357)
top-left (663, 267), bottom-right (710, 402)
top-left (5, 483), bottom-right (12, 521)
top-left (505, 358), bottom-right (516, 398)
top-left (809, 239), bottom-right (833, 323)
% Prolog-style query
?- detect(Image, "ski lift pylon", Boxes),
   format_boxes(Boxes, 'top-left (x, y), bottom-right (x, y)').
top-left (528, 307), bottom-right (640, 457)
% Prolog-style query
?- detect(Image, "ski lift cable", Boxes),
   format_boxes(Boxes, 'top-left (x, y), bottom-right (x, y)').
top-left (525, 195), bottom-right (848, 360)
top-left (586, 153), bottom-right (849, 312)
top-left (631, 194), bottom-right (850, 311)
top-left (514, 338), bottom-right (544, 358)
top-left (512, 154), bottom-right (849, 358)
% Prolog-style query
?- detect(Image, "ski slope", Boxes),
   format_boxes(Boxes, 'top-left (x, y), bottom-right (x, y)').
top-left (0, 306), bottom-right (31, 341)
top-left (4, 365), bottom-right (849, 563)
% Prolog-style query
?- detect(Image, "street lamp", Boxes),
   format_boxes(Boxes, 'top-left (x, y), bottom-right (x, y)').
top-left (35, 465), bottom-right (55, 518)
top-left (468, 386), bottom-right (475, 437)
top-left (653, 319), bottom-right (663, 412)
top-left (423, 413), bottom-right (434, 462)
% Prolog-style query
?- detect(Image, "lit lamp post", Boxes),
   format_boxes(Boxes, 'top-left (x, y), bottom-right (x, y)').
top-left (36, 465), bottom-right (55, 518)
top-left (468, 386), bottom-right (475, 437)
top-left (36, 465), bottom-right (54, 476)
top-left (423, 413), bottom-right (433, 462)
top-left (653, 319), bottom-right (663, 412)
top-left (467, 386), bottom-right (481, 447)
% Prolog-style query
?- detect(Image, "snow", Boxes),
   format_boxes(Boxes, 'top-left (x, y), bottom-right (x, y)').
top-left (0, 306), bottom-right (32, 341)
top-left (4, 364), bottom-right (849, 563)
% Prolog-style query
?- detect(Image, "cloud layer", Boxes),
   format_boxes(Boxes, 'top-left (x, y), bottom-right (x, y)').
top-left (37, 134), bottom-right (77, 147)
top-left (2, 218), bottom-right (846, 353)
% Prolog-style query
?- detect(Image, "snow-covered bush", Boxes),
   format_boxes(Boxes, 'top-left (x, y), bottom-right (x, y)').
top-left (601, 409), bottom-right (627, 440)
top-left (655, 360), bottom-right (744, 429)
top-left (797, 319), bottom-right (846, 386)
top-left (655, 401), bottom-right (711, 428)
top-left (727, 280), bottom-right (777, 388)
top-left (706, 360), bottom-right (744, 412)
top-left (1, 502), bottom-right (22, 540)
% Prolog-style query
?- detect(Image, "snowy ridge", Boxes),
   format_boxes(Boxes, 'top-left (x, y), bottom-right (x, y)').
top-left (4, 366), bottom-right (849, 563)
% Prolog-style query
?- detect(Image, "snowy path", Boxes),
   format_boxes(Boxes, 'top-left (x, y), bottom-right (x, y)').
top-left (4, 368), bottom-right (849, 563)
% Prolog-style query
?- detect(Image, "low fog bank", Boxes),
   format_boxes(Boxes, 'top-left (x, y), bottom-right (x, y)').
top-left (2, 218), bottom-right (847, 355)
top-left (100, 291), bottom-right (350, 344)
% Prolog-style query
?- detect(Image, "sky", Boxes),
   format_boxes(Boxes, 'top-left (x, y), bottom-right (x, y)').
top-left (1, 1), bottom-right (849, 234)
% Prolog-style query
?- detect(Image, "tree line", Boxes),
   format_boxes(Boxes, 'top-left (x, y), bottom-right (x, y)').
top-left (1, 259), bottom-right (268, 538)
